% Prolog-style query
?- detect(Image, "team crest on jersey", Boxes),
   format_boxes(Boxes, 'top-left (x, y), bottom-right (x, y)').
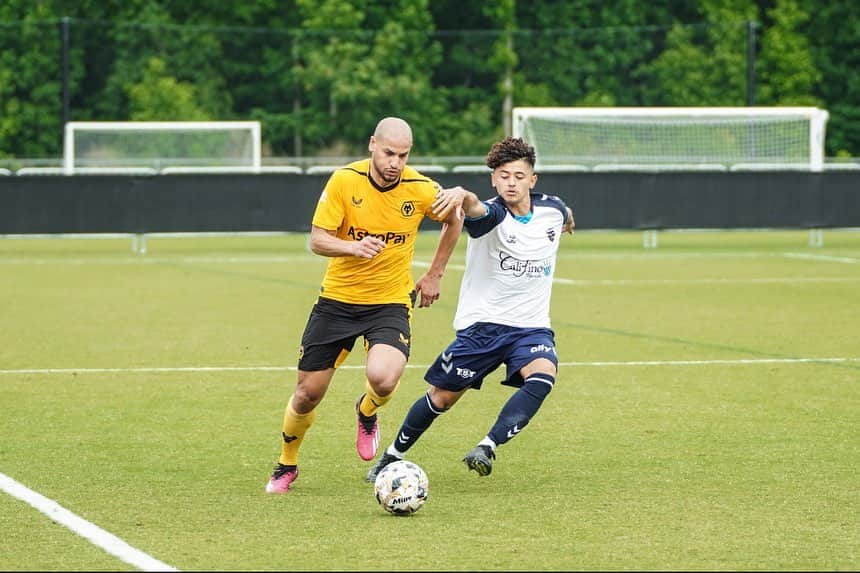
top-left (400, 201), bottom-right (416, 217)
top-left (546, 228), bottom-right (556, 242)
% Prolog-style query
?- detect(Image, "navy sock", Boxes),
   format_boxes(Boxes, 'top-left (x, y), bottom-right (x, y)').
top-left (392, 392), bottom-right (447, 454)
top-left (487, 373), bottom-right (555, 446)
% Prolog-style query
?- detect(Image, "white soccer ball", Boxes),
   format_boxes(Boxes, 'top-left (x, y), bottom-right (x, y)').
top-left (373, 460), bottom-right (429, 515)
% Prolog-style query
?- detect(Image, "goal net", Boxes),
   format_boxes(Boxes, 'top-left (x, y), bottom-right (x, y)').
top-left (63, 121), bottom-right (262, 174)
top-left (512, 107), bottom-right (829, 171)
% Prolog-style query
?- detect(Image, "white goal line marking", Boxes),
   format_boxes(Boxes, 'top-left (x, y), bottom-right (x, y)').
top-left (0, 472), bottom-right (178, 572)
top-left (2, 357), bottom-right (858, 376)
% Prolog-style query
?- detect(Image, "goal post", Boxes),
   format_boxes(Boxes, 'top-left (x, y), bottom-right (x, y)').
top-left (63, 121), bottom-right (262, 174)
top-left (512, 107), bottom-right (829, 172)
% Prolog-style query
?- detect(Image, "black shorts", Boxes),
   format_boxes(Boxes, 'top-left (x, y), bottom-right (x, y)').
top-left (297, 296), bottom-right (414, 371)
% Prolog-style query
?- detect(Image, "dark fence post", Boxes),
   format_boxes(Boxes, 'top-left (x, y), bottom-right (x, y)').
top-left (746, 20), bottom-right (756, 106)
top-left (61, 16), bottom-right (71, 125)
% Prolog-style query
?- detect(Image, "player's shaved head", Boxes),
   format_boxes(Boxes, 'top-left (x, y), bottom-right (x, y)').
top-left (373, 117), bottom-right (412, 147)
top-left (368, 117), bottom-right (413, 186)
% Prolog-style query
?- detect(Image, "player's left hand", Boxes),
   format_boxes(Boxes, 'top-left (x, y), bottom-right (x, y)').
top-left (415, 273), bottom-right (442, 308)
top-left (563, 207), bottom-right (575, 235)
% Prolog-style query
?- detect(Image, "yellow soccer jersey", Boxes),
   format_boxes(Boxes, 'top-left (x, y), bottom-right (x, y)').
top-left (311, 159), bottom-right (446, 305)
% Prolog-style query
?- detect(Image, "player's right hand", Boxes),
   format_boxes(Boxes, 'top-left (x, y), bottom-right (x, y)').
top-left (352, 236), bottom-right (386, 258)
top-left (432, 186), bottom-right (467, 219)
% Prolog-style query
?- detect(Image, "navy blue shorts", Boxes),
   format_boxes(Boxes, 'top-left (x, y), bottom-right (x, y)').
top-left (424, 322), bottom-right (558, 390)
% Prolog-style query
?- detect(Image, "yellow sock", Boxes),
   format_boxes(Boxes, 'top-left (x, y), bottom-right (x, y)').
top-left (358, 379), bottom-right (400, 417)
top-left (278, 396), bottom-right (317, 466)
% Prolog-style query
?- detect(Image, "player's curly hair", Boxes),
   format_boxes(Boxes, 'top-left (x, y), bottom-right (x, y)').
top-left (486, 136), bottom-right (536, 169)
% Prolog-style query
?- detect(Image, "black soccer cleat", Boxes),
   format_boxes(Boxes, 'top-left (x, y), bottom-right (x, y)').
top-left (462, 444), bottom-right (495, 477)
top-left (365, 452), bottom-right (402, 483)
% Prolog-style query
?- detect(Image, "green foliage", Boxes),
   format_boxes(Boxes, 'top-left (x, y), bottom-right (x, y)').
top-left (0, 0), bottom-right (856, 158)
top-left (643, 2), bottom-right (754, 106)
top-left (289, 0), bottom-right (448, 156)
top-left (417, 94), bottom-right (501, 156)
top-left (757, 0), bottom-right (821, 106)
top-left (512, 77), bottom-right (557, 107)
top-left (804, 0), bottom-right (860, 156)
top-left (126, 57), bottom-right (211, 120)
top-left (0, 14), bottom-right (63, 157)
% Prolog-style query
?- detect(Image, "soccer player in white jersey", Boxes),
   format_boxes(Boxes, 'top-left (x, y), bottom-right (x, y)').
top-left (366, 136), bottom-right (574, 481)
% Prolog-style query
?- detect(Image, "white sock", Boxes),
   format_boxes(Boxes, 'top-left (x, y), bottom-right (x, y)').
top-left (478, 437), bottom-right (497, 451)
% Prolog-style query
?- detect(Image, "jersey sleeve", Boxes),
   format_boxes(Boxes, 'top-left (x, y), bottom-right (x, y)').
top-left (421, 179), bottom-right (446, 222)
top-left (545, 194), bottom-right (573, 226)
top-left (464, 199), bottom-right (507, 238)
top-left (311, 171), bottom-right (346, 230)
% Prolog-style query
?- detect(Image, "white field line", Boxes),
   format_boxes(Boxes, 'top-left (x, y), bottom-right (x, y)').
top-left (413, 261), bottom-right (859, 285)
top-left (555, 251), bottom-right (786, 260)
top-left (3, 355), bottom-right (854, 568)
top-left (2, 357), bottom-right (859, 376)
top-left (0, 472), bottom-right (178, 572)
top-left (551, 276), bottom-right (860, 285)
top-left (783, 252), bottom-right (860, 264)
top-left (0, 255), bottom-right (321, 265)
top-left (3, 256), bottom-right (856, 286)
top-left (2, 250), bottom-right (854, 266)
top-left (0, 252), bottom-right (745, 266)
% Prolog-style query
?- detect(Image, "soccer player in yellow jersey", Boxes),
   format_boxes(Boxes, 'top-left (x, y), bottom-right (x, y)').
top-left (266, 117), bottom-right (467, 493)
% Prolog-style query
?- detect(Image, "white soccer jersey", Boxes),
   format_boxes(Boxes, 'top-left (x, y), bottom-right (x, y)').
top-left (452, 193), bottom-right (570, 331)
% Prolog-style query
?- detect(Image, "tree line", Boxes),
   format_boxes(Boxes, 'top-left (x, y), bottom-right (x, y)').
top-left (0, 0), bottom-right (857, 161)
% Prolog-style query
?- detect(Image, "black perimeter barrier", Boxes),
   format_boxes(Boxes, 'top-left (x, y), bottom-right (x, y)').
top-left (0, 171), bottom-right (858, 235)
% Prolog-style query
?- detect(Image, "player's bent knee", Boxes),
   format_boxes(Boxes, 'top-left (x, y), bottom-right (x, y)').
top-left (521, 357), bottom-right (557, 378)
top-left (366, 377), bottom-right (400, 397)
top-left (522, 374), bottom-right (554, 401)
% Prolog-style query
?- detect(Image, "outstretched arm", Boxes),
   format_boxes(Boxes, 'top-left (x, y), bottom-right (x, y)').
top-left (461, 189), bottom-right (487, 219)
top-left (414, 205), bottom-right (464, 308)
top-left (433, 185), bottom-right (486, 219)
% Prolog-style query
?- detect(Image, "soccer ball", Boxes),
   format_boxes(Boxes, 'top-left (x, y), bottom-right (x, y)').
top-left (373, 460), bottom-right (429, 515)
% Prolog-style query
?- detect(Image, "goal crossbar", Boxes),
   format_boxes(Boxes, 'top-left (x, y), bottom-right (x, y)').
top-left (63, 121), bottom-right (262, 174)
top-left (512, 107), bottom-right (829, 171)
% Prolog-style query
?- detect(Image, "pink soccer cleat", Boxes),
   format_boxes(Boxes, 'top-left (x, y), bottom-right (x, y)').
top-left (355, 396), bottom-right (380, 461)
top-left (265, 464), bottom-right (298, 494)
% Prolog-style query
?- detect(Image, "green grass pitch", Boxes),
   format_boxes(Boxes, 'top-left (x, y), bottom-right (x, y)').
top-left (1, 229), bottom-right (858, 571)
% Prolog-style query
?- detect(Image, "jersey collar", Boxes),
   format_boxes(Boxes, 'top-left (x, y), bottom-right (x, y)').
top-left (367, 170), bottom-right (400, 192)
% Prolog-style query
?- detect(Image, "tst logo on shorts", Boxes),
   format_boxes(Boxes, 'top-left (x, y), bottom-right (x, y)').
top-left (530, 344), bottom-right (556, 355)
top-left (400, 201), bottom-right (415, 217)
top-left (456, 367), bottom-right (476, 379)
